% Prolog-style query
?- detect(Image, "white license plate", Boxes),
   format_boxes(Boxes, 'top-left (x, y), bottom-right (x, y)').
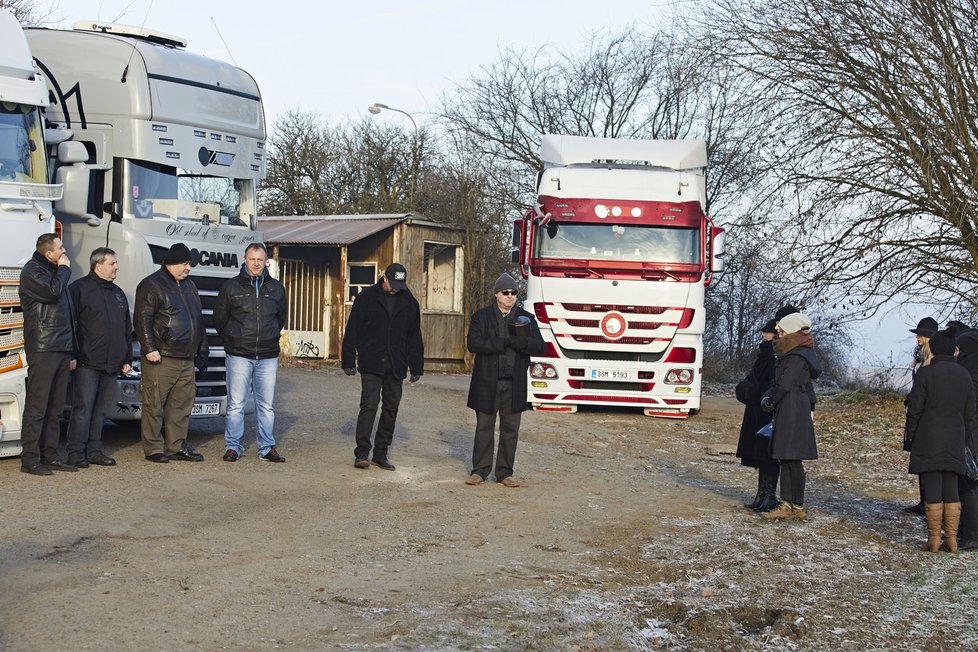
top-left (191, 402), bottom-right (220, 416)
top-left (589, 368), bottom-right (632, 381)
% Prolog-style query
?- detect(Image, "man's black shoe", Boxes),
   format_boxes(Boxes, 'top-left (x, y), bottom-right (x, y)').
top-left (170, 449), bottom-right (204, 462)
top-left (145, 453), bottom-right (169, 463)
top-left (372, 457), bottom-right (395, 471)
top-left (44, 460), bottom-right (79, 472)
top-left (21, 463), bottom-right (53, 476)
top-left (68, 459), bottom-right (91, 469)
top-left (87, 452), bottom-right (117, 466)
top-left (354, 457), bottom-right (370, 469)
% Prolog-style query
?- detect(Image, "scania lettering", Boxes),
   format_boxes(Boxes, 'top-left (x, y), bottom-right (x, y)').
top-left (514, 135), bottom-right (725, 418)
top-left (26, 21), bottom-right (267, 421)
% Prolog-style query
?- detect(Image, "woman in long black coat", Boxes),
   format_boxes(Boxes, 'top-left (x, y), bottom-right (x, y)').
top-left (735, 319), bottom-right (778, 511)
top-left (906, 331), bottom-right (977, 552)
top-left (760, 312), bottom-right (821, 521)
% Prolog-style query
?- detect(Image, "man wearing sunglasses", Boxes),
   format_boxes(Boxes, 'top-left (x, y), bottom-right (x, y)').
top-left (464, 273), bottom-right (546, 487)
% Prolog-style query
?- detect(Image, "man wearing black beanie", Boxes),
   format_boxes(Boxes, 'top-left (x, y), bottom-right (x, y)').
top-left (134, 243), bottom-right (209, 462)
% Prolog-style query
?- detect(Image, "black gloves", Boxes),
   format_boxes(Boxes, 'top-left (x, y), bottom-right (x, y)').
top-left (194, 351), bottom-right (208, 374)
top-left (409, 374), bottom-right (422, 383)
top-left (343, 368), bottom-right (356, 376)
top-left (508, 336), bottom-right (528, 352)
top-left (760, 390), bottom-right (775, 413)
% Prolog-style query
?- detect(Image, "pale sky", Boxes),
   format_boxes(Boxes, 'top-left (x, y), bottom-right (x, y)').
top-left (47, 0), bottom-right (665, 127)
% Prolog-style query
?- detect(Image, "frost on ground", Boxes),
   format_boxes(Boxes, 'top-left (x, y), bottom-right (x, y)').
top-left (389, 391), bottom-right (978, 651)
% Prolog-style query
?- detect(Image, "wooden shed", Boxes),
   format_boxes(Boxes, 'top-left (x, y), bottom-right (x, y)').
top-left (259, 213), bottom-right (466, 371)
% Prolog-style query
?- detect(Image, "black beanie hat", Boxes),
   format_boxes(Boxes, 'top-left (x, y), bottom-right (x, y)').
top-left (929, 331), bottom-right (956, 356)
top-left (775, 305), bottom-right (799, 321)
top-left (493, 273), bottom-right (518, 294)
top-left (958, 331), bottom-right (978, 357)
top-left (163, 242), bottom-right (192, 265)
top-left (761, 319), bottom-right (778, 334)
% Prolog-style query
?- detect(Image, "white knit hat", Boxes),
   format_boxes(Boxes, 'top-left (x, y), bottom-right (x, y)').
top-left (778, 312), bottom-right (812, 334)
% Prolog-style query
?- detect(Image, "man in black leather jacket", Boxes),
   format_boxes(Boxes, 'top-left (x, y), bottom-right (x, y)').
top-left (19, 234), bottom-right (76, 475)
top-left (213, 243), bottom-right (288, 463)
top-left (341, 263), bottom-right (424, 471)
top-left (134, 243), bottom-right (208, 463)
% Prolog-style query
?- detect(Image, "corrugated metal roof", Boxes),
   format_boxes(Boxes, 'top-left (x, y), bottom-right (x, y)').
top-left (258, 214), bottom-right (409, 245)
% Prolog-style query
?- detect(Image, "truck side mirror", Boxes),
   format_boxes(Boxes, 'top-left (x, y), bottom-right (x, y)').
top-left (57, 141), bottom-right (88, 164)
top-left (511, 222), bottom-right (521, 264)
top-left (711, 229), bottom-right (726, 273)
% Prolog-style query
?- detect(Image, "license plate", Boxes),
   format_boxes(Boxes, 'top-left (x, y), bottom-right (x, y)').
top-left (191, 402), bottom-right (220, 416)
top-left (589, 368), bottom-right (631, 381)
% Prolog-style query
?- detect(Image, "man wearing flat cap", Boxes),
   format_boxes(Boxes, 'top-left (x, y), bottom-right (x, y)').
top-left (342, 262), bottom-right (424, 471)
top-left (134, 242), bottom-right (209, 463)
top-left (464, 273), bottom-right (545, 487)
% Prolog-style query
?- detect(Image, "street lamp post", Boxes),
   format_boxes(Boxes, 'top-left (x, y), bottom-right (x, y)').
top-left (368, 102), bottom-right (419, 208)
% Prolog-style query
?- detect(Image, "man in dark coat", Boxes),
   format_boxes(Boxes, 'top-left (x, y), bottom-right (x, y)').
top-left (906, 332), bottom-right (976, 552)
top-left (341, 262), bottom-right (424, 471)
top-left (955, 330), bottom-right (978, 550)
top-left (214, 243), bottom-right (288, 463)
top-left (735, 319), bottom-right (778, 511)
top-left (19, 233), bottom-right (76, 475)
top-left (464, 273), bottom-right (545, 487)
top-left (134, 242), bottom-right (209, 463)
top-left (760, 311), bottom-right (822, 520)
top-left (66, 247), bottom-right (132, 467)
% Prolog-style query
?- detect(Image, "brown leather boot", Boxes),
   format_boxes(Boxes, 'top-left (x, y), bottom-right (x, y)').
top-left (943, 502), bottom-right (961, 552)
top-left (923, 503), bottom-right (944, 552)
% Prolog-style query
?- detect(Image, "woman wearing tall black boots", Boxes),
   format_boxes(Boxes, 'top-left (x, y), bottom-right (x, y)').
top-left (760, 312), bottom-right (822, 520)
top-left (735, 319), bottom-right (779, 512)
top-left (906, 331), bottom-right (977, 552)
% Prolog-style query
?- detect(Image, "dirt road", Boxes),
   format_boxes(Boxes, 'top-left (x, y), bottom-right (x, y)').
top-left (0, 366), bottom-right (974, 650)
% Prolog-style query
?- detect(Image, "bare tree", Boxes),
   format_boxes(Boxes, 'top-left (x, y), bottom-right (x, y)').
top-left (259, 112), bottom-right (430, 217)
top-left (1, 0), bottom-right (54, 24)
top-left (697, 0), bottom-right (978, 318)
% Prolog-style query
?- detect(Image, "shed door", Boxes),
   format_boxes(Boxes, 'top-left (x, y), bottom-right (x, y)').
top-left (279, 258), bottom-right (329, 359)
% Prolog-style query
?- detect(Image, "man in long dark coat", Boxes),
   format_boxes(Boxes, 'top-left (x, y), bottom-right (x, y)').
top-left (464, 273), bottom-right (545, 487)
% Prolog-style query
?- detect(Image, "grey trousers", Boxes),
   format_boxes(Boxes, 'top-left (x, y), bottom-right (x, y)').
top-left (140, 356), bottom-right (195, 456)
top-left (67, 366), bottom-right (117, 461)
top-left (472, 379), bottom-right (522, 481)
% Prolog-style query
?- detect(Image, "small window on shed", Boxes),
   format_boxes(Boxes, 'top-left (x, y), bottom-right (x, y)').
top-left (422, 242), bottom-right (461, 313)
top-left (347, 262), bottom-right (377, 302)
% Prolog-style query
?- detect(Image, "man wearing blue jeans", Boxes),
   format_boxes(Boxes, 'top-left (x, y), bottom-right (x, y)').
top-left (213, 243), bottom-right (288, 462)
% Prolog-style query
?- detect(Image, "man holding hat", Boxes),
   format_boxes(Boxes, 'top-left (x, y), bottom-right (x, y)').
top-left (134, 242), bottom-right (209, 463)
top-left (342, 262), bottom-right (424, 471)
top-left (464, 273), bottom-right (545, 487)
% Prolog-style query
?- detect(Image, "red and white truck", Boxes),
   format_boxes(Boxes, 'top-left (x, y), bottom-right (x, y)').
top-left (514, 134), bottom-right (725, 418)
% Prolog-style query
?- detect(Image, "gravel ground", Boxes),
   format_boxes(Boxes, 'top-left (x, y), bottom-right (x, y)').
top-left (0, 367), bottom-right (975, 651)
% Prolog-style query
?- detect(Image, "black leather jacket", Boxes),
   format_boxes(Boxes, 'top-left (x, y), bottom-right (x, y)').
top-left (20, 251), bottom-right (74, 353)
top-left (134, 267), bottom-right (207, 362)
top-left (213, 264), bottom-right (287, 360)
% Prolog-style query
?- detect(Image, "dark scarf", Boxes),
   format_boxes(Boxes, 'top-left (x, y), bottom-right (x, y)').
top-left (775, 330), bottom-right (815, 358)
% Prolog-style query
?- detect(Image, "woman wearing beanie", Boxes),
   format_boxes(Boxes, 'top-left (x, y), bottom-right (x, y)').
top-left (905, 331), bottom-right (977, 552)
top-left (759, 312), bottom-right (822, 520)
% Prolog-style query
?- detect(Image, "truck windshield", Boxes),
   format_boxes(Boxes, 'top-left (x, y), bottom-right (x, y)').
top-left (126, 160), bottom-right (249, 226)
top-left (535, 222), bottom-right (700, 264)
top-left (0, 104), bottom-right (45, 184)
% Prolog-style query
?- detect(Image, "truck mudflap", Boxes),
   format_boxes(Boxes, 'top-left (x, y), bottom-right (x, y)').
top-left (0, 367), bottom-right (27, 457)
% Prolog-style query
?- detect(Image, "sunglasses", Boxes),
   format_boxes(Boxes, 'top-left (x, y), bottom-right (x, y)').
top-left (499, 290), bottom-right (518, 296)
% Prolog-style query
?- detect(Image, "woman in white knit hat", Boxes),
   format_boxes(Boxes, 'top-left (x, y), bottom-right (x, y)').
top-left (759, 311), bottom-right (822, 520)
